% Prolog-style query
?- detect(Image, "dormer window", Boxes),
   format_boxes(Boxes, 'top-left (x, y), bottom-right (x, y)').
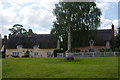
top-left (17, 45), bottom-right (23, 48)
top-left (106, 41), bottom-right (110, 46)
top-left (33, 45), bottom-right (39, 48)
top-left (89, 40), bottom-right (94, 46)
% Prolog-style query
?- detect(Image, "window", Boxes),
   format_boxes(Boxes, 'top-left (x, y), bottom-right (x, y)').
top-left (17, 45), bottom-right (23, 48)
top-left (34, 52), bottom-right (39, 56)
top-left (106, 41), bottom-right (110, 46)
top-left (89, 49), bottom-right (94, 52)
top-left (57, 53), bottom-right (63, 57)
top-left (47, 52), bottom-right (51, 56)
top-left (12, 52), bottom-right (19, 56)
top-left (33, 45), bottom-right (39, 48)
top-left (89, 40), bottom-right (94, 46)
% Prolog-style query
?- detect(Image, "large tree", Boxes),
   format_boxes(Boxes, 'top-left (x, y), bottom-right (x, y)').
top-left (51, 2), bottom-right (101, 50)
top-left (9, 24), bottom-right (27, 35)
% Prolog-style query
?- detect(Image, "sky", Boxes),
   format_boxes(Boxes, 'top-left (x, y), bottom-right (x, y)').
top-left (0, 0), bottom-right (119, 38)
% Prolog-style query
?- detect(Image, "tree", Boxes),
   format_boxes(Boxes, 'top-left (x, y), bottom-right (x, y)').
top-left (0, 34), bottom-right (2, 50)
top-left (114, 27), bottom-right (120, 48)
top-left (51, 2), bottom-right (101, 51)
top-left (9, 24), bottom-right (27, 35)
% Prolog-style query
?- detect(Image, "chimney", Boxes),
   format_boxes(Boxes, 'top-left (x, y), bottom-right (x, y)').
top-left (111, 24), bottom-right (114, 39)
top-left (4, 35), bottom-right (7, 40)
top-left (28, 29), bottom-right (33, 37)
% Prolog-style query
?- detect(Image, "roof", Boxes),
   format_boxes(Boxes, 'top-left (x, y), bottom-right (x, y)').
top-left (6, 34), bottom-right (57, 49)
top-left (94, 29), bottom-right (113, 46)
top-left (5, 29), bottom-right (113, 49)
top-left (72, 29), bottom-right (113, 47)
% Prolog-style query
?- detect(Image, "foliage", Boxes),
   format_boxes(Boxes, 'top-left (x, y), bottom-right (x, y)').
top-left (64, 57), bottom-right (74, 61)
top-left (53, 49), bottom-right (64, 57)
top-left (2, 52), bottom-right (5, 58)
top-left (9, 24), bottom-right (27, 35)
top-left (99, 48), bottom-right (112, 52)
top-left (51, 2), bottom-right (101, 50)
top-left (113, 48), bottom-right (120, 52)
top-left (2, 57), bottom-right (118, 78)
top-left (114, 27), bottom-right (120, 48)
top-left (1, 53), bottom-right (5, 58)
top-left (23, 51), bottom-right (30, 57)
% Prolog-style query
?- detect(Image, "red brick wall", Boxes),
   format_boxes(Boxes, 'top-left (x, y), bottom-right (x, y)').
top-left (76, 45), bottom-right (111, 52)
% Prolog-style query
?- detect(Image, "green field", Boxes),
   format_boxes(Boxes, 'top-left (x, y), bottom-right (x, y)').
top-left (2, 57), bottom-right (119, 78)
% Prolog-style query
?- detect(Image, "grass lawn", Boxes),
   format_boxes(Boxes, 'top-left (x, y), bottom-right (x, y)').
top-left (2, 57), bottom-right (119, 78)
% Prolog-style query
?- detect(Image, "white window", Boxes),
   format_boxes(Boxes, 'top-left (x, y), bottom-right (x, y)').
top-left (12, 52), bottom-right (19, 56)
top-left (17, 45), bottom-right (23, 48)
top-left (106, 41), bottom-right (110, 46)
top-left (89, 40), bottom-right (94, 46)
top-left (33, 45), bottom-right (39, 48)
top-left (57, 53), bottom-right (63, 57)
top-left (47, 52), bottom-right (51, 56)
top-left (89, 48), bottom-right (94, 52)
top-left (34, 52), bottom-right (39, 56)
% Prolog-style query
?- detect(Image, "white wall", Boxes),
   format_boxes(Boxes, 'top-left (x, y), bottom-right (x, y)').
top-left (6, 48), bottom-right (55, 57)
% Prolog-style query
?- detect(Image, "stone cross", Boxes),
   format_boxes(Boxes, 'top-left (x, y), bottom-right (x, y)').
top-left (67, 23), bottom-right (71, 52)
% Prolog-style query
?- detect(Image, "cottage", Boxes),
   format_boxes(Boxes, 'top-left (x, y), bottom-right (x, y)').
top-left (76, 24), bottom-right (114, 52)
top-left (1, 24), bottom-right (115, 57)
top-left (4, 29), bottom-right (57, 57)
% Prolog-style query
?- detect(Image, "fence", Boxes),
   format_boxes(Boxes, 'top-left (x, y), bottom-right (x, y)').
top-left (66, 52), bottom-right (120, 57)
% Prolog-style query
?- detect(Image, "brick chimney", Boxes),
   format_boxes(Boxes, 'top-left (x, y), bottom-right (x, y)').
top-left (111, 24), bottom-right (114, 40)
top-left (28, 29), bottom-right (33, 37)
top-left (4, 35), bottom-right (7, 40)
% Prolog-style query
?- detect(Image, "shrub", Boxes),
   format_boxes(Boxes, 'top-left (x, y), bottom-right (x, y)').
top-left (64, 57), bottom-right (74, 61)
top-left (113, 48), bottom-right (120, 52)
top-left (24, 53), bottom-right (30, 57)
top-left (2, 52), bottom-right (5, 58)
top-left (99, 48), bottom-right (111, 52)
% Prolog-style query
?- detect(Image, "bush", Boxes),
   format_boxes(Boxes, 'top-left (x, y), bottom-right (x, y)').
top-left (64, 57), bottom-right (74, 61)
top-left (113, 48), bottom-right (120, 52)
top-left (53, 49), bottom-right (64, 57)
top-left (2, 52), bottom-right (5, 58)
top-left (99, 48), bottom-right (111, 52)
top-left (24, 53), bottom-right (30, 57)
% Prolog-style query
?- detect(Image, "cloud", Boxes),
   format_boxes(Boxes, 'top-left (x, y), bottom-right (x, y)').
top-left (113, 19), bottom-right (118, 26)
top-left (96, 2), bottom-right (110, 11)
top-left (97, 0), bottom-right (119, 2)
top-left (98, 13), bottom-right (118, 29)
top-left (96, 2), bottom-right (118, 30)
top-left (19, 2), bottom-right (57, 32)
top-left (0, 1), bottom-right (21, 37)
top-left (0, 0), bottom-right (118, 38)
top-left (0, 0), bottom-right (59, 37)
